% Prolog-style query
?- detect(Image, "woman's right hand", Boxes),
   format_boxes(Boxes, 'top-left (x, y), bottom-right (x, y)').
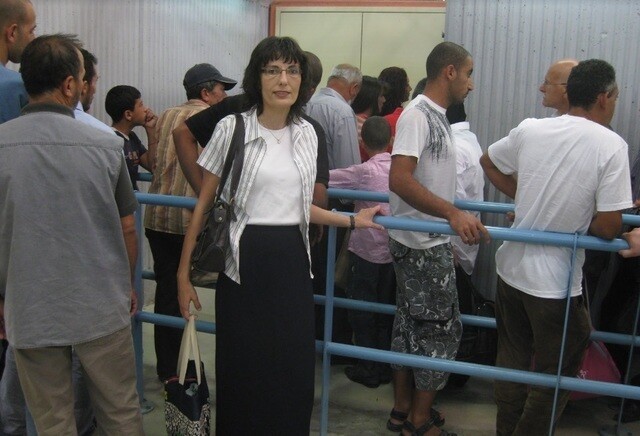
top-left (354, 205), bottom-right (384, 230)
top-left (178, 276), bottom-right (202, 320)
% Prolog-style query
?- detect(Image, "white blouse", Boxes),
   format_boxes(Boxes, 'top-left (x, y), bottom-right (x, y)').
top-left (197, 107), bottom-right (318, 284)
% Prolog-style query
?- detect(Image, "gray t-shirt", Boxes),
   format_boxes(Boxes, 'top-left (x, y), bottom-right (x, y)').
top-left (0, 103), bottom-right (138, 348)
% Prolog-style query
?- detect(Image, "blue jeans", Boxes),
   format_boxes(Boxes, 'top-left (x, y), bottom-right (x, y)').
top-left (346, 252), bottom-right (395, 351)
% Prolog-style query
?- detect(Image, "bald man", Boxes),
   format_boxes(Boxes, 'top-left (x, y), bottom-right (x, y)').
top-left (539, 59), bottom-right (578, 115)
top-left (0, 0), bottom-right (36, 123)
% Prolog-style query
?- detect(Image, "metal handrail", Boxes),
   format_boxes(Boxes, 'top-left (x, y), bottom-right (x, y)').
top-left (132, 189), bottom-right (638, 434)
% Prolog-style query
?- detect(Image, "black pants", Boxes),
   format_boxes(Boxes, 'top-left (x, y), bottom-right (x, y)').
top-left (145, 228), bottom-right (184, 380)
top-left (346, 252), bottom-right (395, 351)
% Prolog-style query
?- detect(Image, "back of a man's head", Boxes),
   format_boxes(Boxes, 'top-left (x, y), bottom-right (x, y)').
top-left (305, 51), bottom-right (323, 90)
top-left (80, 48), bottom-right (97, 84)
top-left (361, 115), bottom-right (391, 152)
top-left (328, 64), bottom-right (362, 86)
top-left (446, 103), bottom-right (467, 124)
top-left (105, 85), bottom-right (141, 123)
top-left (426, 42), bottom-right (470, 83)
top-left (567, 59), bottom-right (616, 110)
top-left (20, 34), bottom-right (82, 97)
top-left (412, 77), bottom-right (427, 100)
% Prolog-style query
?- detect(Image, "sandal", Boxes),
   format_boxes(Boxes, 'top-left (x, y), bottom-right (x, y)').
top-left (386, 408), bottom-right (445, 432)
top-left (402, 418), bottom-right (456, 436)
top-left (386, 409), bottom-right (408, 432)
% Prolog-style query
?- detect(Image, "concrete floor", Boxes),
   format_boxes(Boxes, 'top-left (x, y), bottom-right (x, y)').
top-left (139, 288), bottom-right (640, 435)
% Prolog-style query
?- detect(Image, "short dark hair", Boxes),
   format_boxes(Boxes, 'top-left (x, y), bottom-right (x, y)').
top-left (378, 66), bottom-right (409, 116)
top-left (305, 51), bottom-right (323, 89)
top-left (446, 103), bottom-right (466, 124)
top-left (566, 59), bottom-right (616, 110)
top-left (426, 42), bottom-right (471, 83)
top-left (80, 48), bottom-right (97, 83)
top-left (20, 34), bottom-right (83, 96)
top-left (241, 36), bottom-right (311, 125)
top-left (185, 80), bottom-right (218, 100)
top-left (361, 116), bottom-right (391, 151)
top-left (105, 85), bottom-right (141, 123)
top-left (412, 77), bottom-right (427, 100)
top-left (350, 76), bottom-right (383, 116)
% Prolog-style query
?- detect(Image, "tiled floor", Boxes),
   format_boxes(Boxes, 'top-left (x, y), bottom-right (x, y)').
top-left (139, 289), bottom-right (640, 435)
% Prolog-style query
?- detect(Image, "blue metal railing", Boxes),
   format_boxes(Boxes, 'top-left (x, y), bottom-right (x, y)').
top-left (132, 188), bottom-right (638, 434)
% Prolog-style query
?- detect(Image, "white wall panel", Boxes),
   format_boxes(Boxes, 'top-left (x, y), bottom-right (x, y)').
top-left (445, 0), bottom-right (640, 298)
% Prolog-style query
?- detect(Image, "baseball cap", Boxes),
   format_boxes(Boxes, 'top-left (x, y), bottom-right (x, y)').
top-left (183, 63), bottom-right (237, 91)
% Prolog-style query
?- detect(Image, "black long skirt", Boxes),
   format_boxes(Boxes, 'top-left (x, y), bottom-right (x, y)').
top-left (215, 225), bottom-right (315, 435)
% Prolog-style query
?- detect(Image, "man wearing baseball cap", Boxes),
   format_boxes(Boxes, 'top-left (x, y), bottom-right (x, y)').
top-left (144, 63), bottom-right (236, 381)
top-left (182, 63), bottom-right (237, 102)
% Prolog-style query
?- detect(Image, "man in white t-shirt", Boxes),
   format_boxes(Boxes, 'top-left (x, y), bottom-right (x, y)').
top-left (386, 41), bottom-right (489, 436)
top-left (481, 59), bottom-right (632, 436)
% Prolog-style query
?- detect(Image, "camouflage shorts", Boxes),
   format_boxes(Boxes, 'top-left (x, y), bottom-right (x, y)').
top-left (389, 238), bottom-right (462, 391)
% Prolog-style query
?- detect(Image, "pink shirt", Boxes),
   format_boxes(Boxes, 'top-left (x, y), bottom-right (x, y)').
top-left (329, 153), bottom-right (392, 264)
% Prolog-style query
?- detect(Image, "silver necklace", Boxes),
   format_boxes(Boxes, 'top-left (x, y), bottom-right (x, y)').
top-left (263, 126), bottom-right (287, 144)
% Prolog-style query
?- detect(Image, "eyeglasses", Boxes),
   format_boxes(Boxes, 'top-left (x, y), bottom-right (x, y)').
top-left (542, 80), bottom-right (567, 86)
top-left (261, 66), bottom-right (301, 78)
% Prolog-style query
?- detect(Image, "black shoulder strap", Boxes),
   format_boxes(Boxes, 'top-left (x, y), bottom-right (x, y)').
top-left (216, 114), bottom-right (245, 202)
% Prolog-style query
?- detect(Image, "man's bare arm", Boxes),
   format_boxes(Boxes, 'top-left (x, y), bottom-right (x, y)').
top-left (480, 152), bottom-right (517, 199)
top-left (310, 182), bottom-right (329, 245)
top-left (589, 210), bottom-right (622, 240)
top-left (121, 214), bottom-right (138, 314)
top-left (389, 155), bottom-right (489, 244)
top-left (173, 122), bottom-right (203, 195)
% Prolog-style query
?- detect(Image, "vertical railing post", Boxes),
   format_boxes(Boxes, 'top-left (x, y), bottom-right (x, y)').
top-left (320, 223), bottom-right (338, 436)
top-left (549, 234), bottom-right (580, 435)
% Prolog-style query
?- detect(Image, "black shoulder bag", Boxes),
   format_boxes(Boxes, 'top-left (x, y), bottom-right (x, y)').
top-left (190, 114), bottom-right (245, 286)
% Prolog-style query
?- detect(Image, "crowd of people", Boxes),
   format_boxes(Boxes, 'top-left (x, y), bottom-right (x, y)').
top-left (1, 0), bottom-right (639, 435)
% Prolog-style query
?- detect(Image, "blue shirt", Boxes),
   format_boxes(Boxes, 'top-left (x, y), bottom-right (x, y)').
top-left (0, 64), bottom-right (28, 124)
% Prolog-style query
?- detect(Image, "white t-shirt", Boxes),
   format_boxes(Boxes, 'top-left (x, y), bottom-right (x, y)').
top-left (488, 115), bottom-right (632, 298)
top-left (246, 124), bottom-right (303, 225)
top-left (389, 95), bottom-right (456, 249)
top-left (450, 122), bottom-right (484, 275)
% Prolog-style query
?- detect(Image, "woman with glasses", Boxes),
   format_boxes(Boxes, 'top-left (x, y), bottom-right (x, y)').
top-left (177, 36), bottom-right (382, 434)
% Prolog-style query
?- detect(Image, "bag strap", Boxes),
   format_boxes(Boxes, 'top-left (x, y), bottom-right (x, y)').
top-left (215, 113), bottom-right (245, 205)
top-left (177, 314), bottom-right (202, 385)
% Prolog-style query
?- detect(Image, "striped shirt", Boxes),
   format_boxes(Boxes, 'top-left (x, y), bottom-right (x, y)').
top-left (144, 99), bottom-right (208, 234)
top-left (197, 107), bottom-right (318, 284)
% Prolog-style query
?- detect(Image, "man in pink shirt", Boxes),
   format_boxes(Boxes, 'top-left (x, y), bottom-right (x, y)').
top-left (329, 116), bottom-right (394, 388)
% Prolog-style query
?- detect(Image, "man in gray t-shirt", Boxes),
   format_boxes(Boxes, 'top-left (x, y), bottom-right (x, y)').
top-left (0, 34), bottom-right (143, 434)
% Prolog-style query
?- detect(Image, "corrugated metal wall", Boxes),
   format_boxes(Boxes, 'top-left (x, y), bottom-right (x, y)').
top-left (445, 0), bottom-right (640, 298)
top-left (24, 0), bottom-right (270, 283)
top-left (29, 0), bottom-right (270, 125)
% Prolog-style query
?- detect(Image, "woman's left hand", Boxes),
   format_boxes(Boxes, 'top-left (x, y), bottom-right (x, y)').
top-left (354, 205), bottom-right (384, 230)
